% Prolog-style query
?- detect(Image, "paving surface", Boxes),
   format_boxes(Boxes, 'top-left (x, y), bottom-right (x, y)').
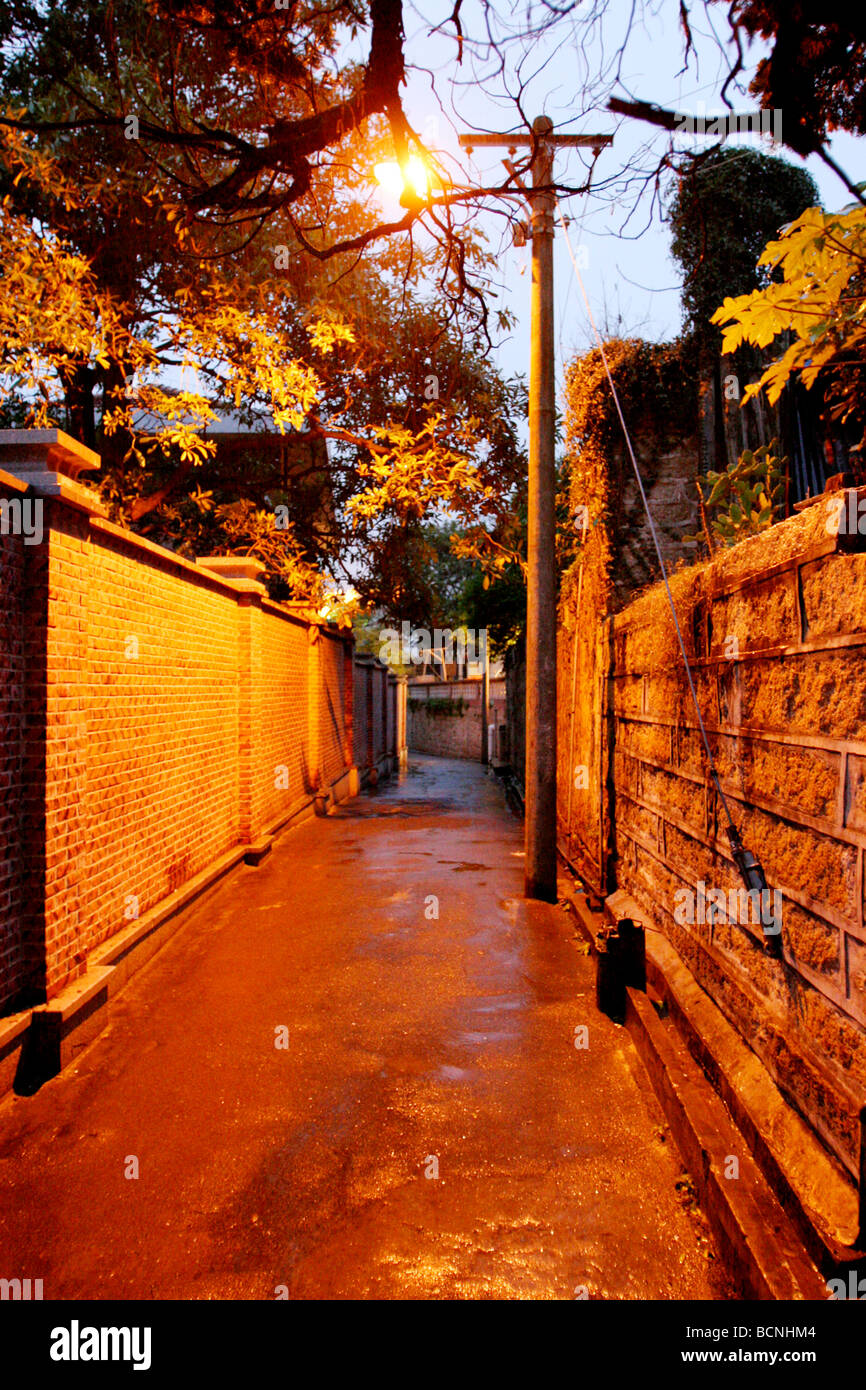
top-left (0, 756), bottom-right (730, 1299)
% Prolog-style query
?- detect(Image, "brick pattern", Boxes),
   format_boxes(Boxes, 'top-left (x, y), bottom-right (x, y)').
top-left (352, 657), bottom-right (404, 782)
top-left (319, 630), bottom-right (347, 786)
top-left (558, 499), bottom-right (866, 1179)
top-left (255, 605), bottom-right (310, 825)
top-left (78, 528), bottom-right (241, 986)
top-left (408, 678), bottom-right (507, 760)
top-left (0, 497), bottom-right (384, 1013)
top-left (0, 531), bottom-right (27, 1005)
top-left (353, 661), bottom-right (368, 770)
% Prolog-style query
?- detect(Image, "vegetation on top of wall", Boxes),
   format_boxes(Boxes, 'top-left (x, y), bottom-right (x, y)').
top-left (562, 336), bottom-right (699, 606)
top-left (686, 441), bottom-right (788, 554)
top-left (408, 698), bottom-right (468, 717)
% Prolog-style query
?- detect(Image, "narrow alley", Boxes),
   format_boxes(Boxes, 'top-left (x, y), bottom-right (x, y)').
top-left (0, 756), bottom-right (726, 1300)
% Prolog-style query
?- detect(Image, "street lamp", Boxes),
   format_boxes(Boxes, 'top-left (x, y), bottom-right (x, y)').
top-left (373, 121), bottom-right (613, 902)
top-left (374, 156), bottom-right (433, 201)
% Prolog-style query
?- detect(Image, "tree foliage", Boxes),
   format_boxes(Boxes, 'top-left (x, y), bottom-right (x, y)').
top-left (717, 2), bottom-right (866, 157)
top-left (0, 6), bottom-right (527, 609)
top-left (712, 205), bottom-right (866, 454)
top-left (667, 148), bottom-right (819, 353)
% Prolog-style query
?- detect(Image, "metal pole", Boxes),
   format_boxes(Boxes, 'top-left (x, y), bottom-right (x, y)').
top-left (524, 114), bottom-right (557, 900)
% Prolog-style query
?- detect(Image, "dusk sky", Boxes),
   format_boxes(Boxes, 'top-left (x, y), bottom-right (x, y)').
top-left (373, 0), bottom-right (863, 404)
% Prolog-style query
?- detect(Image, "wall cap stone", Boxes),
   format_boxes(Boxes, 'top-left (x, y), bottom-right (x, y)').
top-left (0, 429), bottom-right (106, 516)
top-left (0, 428), bottom-right (101, 481)
top-left (23, 472), bottom-right (107, 517)
top-left (195, 555), bottom-right (267, 592)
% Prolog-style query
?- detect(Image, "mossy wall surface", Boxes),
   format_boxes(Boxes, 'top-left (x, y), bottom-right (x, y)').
top-left (560, 491), bottom-right (866, 1179)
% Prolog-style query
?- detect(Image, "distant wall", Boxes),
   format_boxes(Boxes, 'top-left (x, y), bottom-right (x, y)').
top-left (408, 677), bottom-right (506, 761)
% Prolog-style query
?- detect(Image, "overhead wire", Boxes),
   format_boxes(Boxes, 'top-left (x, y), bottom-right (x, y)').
top-left (554, 198), bottom-right (781, 951)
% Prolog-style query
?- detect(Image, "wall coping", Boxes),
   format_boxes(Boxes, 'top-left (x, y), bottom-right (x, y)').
top-left (0, 428), bottom-right (101, 481)
top-left (0, 467), bottom-right (28, 496)
top-left (196, 555), bottom-right (267, 593)
top-left (87, 518), bottom-right (315, 628)
top-left (612, 488), bottom-right (866, 632)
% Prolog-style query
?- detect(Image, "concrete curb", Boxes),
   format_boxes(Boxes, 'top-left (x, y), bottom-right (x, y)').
top-left (560, 879), bottom-right (831, 1300)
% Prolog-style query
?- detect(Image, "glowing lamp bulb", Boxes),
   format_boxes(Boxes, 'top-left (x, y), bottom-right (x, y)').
top-left (374, 156), bottom-right (430, 199)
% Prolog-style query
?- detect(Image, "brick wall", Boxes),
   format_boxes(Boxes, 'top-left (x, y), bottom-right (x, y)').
top-left (78, 522), bottom-right (242, 984)
top-left (352, 656), bottom-right (405, 784)
top-left (407, 678), bottom-right (506, 761)
top-left (558, 492), bottom-right (866, 1180)
top-left (0, 433), bottom-right (392, 1013)
top-left (0, 503), bottom-right (29, 1007)
top-left (319, 629), bottom-right (350, 788)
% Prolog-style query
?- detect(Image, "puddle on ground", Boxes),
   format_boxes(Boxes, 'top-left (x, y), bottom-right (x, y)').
top-left (437, 861), bottom-right (491, 871)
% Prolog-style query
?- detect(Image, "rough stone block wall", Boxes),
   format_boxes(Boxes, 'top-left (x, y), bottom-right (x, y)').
top-left (607, 439), bottom-right (701, 608)
top-left (557, 529), bottom-right (613, 894)
top-left (559, 494), bottom-right (866, 1180)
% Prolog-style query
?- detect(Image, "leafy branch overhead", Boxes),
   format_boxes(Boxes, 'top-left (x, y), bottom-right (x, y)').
top-left (712, 205), bottom-right (866, 451)
top-left (0, 115), bottom-right (526, 606)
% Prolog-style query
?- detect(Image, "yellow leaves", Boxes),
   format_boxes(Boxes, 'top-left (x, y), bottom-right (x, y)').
top-left (306, 317), bottom-right (355, 354)
top-left (711, 204), bottom-right (866, 412)
top-left (342, 412), bottom-right (487, 526)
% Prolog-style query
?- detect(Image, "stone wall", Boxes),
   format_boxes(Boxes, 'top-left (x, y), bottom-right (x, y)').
top-left (558, 490), bottom-right (866, 1181)
top-left (0, 431), bottom-right (404, 1015)
top-left (604, 437), bottom-right (702, 609)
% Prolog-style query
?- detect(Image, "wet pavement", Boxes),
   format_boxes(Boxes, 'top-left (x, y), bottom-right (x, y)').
top-left (0, 755), bottom-right (729, 1299)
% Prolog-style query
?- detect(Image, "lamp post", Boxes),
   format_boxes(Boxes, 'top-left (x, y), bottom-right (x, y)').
top-left (458, 118), bottom-right (612, 901)
top-left (376, 120), bottom-right (612, 900)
